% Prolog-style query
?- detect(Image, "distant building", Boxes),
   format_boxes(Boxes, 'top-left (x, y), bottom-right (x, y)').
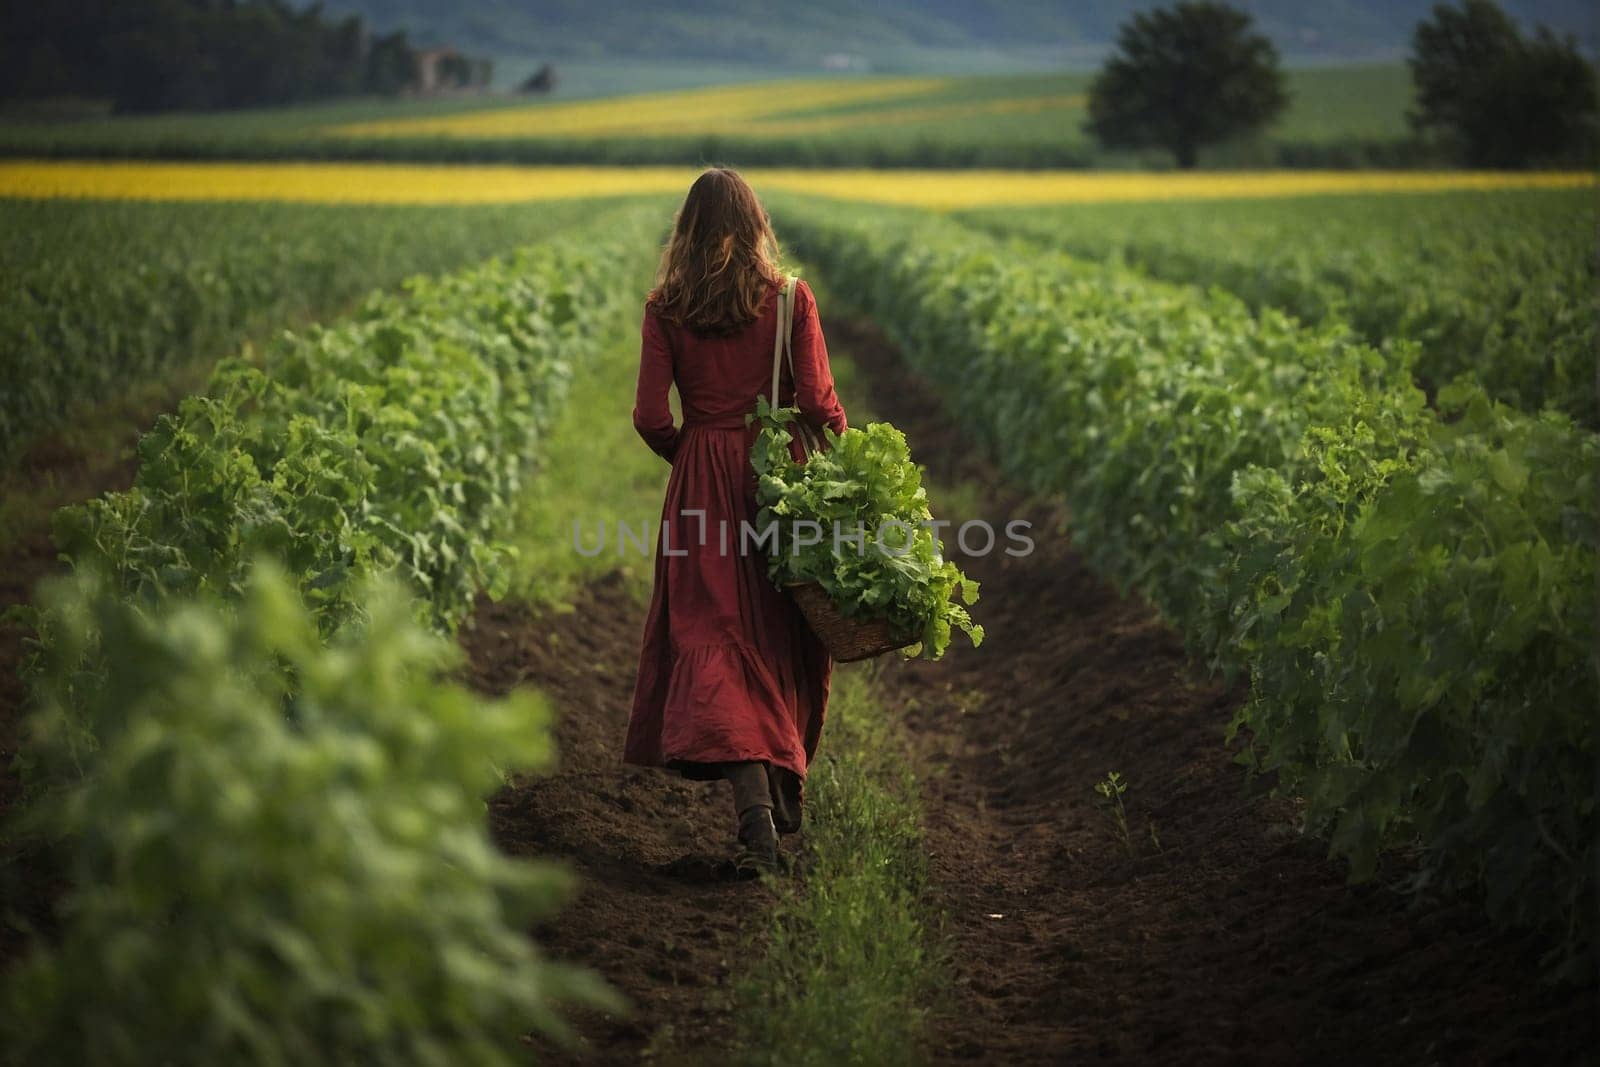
top-left (820, 52), bottom-right (868, 72)
top-left (413, 47), bottom-right (491, 94)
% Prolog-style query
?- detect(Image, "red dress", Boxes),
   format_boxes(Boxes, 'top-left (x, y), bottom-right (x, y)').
top-left (624, 276), bottom-right (848, 826)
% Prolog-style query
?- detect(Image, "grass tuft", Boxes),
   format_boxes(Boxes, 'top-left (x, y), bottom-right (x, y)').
top-left (731, 666), bottom-right (944, 1066)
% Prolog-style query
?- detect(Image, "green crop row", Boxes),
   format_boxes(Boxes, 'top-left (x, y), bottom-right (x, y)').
top-left (773, 197), bottom-right (1597, 968)
top-left (36, 202), bottom-right (661, 772)
top-left (6, 205), bottom-right (665, 1060)
top-left (7, 566), bottom-right (619, 1064)
top-left (959, 189), bottom-right (1599, 427)
top-left (0, 198), bottom-right (615, 466)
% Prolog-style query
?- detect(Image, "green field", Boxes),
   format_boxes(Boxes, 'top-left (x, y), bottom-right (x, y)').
top-left (0, 65), bottom-right (1419, 168)
top-left (959, 188), bottom-right (1599, 425)
top-left (1, 174), bottom-right (1593, 1061)
top-left (0, 198), bottom-right (614, 465)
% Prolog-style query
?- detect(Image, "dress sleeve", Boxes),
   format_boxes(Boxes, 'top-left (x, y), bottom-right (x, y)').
top-left (790, 280), bottom-right (848, 438)
top-left (632, 304), bottom-right (678, 463)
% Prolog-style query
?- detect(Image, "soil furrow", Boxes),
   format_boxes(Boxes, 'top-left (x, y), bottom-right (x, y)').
top-left (0, 389), bottom-right (193, 971)
top-left (460, 575), bottom-right (774, 1063)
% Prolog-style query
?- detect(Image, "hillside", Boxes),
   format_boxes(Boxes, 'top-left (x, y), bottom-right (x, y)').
top-left (324, 0), bottom-right (1595, 67)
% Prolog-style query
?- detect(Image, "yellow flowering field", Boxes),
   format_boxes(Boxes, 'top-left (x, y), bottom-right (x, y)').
top-left (753, 168), bottom-right (1593, 207)
top-left (0, 162), bottom-right (692, 204)
top-left (330, 77), bottom-right (944, 138)
top-left (323, 76), bottom-right (1085, 140)
top-left (0, 161), bottom-right (1590, 209)
top-left (717, 93), bottom-right (1085, 138)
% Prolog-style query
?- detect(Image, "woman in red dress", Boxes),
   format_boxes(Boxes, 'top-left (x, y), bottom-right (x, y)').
top-left (625, 168), bottom-right (848, 872)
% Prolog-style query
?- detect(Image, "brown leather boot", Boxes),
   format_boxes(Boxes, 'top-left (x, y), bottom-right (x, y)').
top-left (724, 761), bottom-right (780, 875)
top-left (735, 804), bottom-right (779, 875)
top-left (767, 763), bottom-right (802, 835)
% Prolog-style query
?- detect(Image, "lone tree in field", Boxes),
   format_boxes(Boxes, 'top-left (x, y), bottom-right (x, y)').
top-left (1409, 0), bottom-right (1598, 167)
top-left (1086, 1), bottom-right (1288, 169)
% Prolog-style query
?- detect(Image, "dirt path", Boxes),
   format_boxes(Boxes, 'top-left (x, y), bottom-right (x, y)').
top-left (460, 576), bottom-right (774, 1062)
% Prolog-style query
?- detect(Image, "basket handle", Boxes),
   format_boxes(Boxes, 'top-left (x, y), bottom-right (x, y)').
top-left (770, 274), bottom-right (823, 455)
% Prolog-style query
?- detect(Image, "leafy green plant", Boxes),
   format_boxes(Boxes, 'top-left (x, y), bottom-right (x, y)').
top-left (750, 397), bottom-right (982, 660)
top-left (1227, 381), bottom-right (1597, 956)
top-left (5, 564), bottom-right (618, 1065)
top-left (1094, 771), bottom-right (1133, 856)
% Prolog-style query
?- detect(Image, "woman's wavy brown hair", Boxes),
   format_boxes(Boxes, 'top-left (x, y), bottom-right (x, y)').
top-left (648, 167), bottom-right (784, 336)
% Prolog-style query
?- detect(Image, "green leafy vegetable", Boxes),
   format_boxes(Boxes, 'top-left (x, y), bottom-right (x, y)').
top-left (750, 395), bottom-right (982, 661)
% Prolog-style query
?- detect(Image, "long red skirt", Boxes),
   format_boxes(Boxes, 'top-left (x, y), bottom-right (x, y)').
top-left (624, 420), bottom-right (832, 827)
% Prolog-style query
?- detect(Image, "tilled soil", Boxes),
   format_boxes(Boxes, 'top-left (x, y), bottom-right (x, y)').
top-left (461, 576), bottom-right (775, 1063)
top-left (0, 410), bottom-right (164, 971)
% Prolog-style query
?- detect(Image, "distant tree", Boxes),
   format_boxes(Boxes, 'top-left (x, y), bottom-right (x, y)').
top-left (438, 52), bottom-right (472, 90)
top-left (316, 14), bottom-right (367, 97)
top-left (519, 63), bottom-right (557, 95)
top-left (0, 0), bottom-right (453, 112)
top-left (364, 30), bottom-right (418, 96)
top-left (1086, 1), bottom-right (1288, 169)
top-left (1409, 0), bottom-right (1598, 167)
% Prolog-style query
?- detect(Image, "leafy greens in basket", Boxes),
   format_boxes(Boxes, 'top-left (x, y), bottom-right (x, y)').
top-left (749, 397), bottom-right (983, 660)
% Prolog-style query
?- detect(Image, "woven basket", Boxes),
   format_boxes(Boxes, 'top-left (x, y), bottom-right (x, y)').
top-left (785, 581), bottom-right (918, 662)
